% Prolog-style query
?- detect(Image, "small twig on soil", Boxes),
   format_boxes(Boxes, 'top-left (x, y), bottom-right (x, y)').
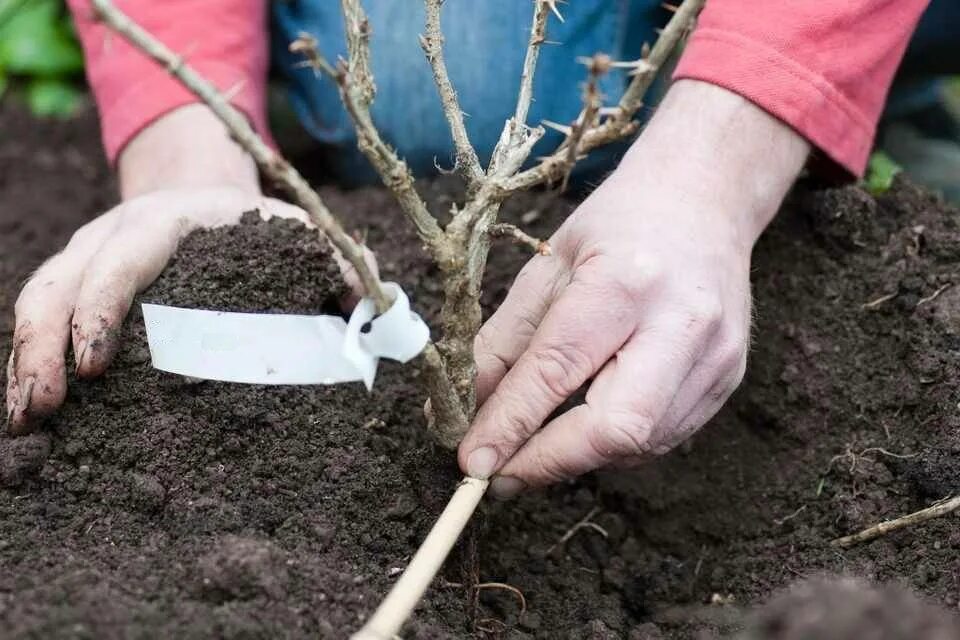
top-left (352, 477), bottom-right (489, 640)
top-left (546, 506), bottom-right (609, 555)
top-left (916, 282), bottom-right (952, 308)
top-left (89, 0), bottom-right (390, 312)
top-left (773, 505), bottom-right (807, 526)
top-left (831, 495), bottom-right (960, 548)
top-left (861, 291), bottom-right (897, 309)
top-left (489, 223), bottom-right (551, 255)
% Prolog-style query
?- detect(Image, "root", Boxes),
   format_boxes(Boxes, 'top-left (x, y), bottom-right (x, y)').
top-left (831, 495), bottom-right (960, 548)
top-left (916, 282), bottom-right (951, 308)
top-left (546, 506), bottom-right (609, 555)
top-left (825, 445), bottom-right (917, 475)
top-left (443, 580), bottom-right (528, 632)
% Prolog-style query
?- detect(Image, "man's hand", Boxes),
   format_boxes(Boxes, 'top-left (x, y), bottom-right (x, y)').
top-left (459, 81), bottom-right (810, 497)
top-left (6, 106), bottom-right (372, 434)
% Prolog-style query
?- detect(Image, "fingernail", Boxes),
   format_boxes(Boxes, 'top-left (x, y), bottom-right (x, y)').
top-left (19, 376), bottom-right (35, 415)
top-left (490, 476), bottom-right (526, 500)
top-left (466, 446), bottom-right (499, 480)
top-left (75, 339), bottom-right (88, 375)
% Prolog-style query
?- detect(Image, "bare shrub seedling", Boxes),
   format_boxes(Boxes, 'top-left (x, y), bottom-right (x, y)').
top-left (89, 0), bottom-right (704, 635)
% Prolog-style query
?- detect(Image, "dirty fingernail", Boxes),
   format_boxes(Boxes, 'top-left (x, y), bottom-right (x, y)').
top-left (466, 446), bottom-right (499, 480)
top-left (74, 339), bottom-right (88, 375)
top-left (19, 376), bottom-right (35, 414)
top-left (490, 476), bottom-right (526, 500)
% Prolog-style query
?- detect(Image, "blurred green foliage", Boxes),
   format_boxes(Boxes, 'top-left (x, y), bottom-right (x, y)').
top-left (864, 150), bottom-right (902, 196)
top-left (0, 0), bottom-right (84, 117)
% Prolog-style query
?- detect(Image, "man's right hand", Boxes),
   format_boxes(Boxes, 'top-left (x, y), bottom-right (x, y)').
top-left (6, 105), bottom-right (371, 434)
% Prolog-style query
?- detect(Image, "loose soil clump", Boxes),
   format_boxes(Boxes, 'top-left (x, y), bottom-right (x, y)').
top-left (2, 104), bottom-right (960, 638)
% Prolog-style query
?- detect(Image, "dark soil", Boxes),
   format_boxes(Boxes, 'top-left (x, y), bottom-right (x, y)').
top-left (2, 103), bottom-right (960, 639)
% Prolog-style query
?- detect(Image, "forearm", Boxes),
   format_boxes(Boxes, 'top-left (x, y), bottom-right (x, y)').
top-left (618, 79), bottom-right (810, 248)
top-left (118, 105), bottom-right (260, 200)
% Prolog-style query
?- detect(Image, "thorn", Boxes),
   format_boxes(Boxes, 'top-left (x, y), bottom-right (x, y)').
top-left (654, 27), bottom-right (665, 36)
top-left (641, 42), bottom-right (651, 58)
top-left (660, 2), bottom-right (679, 12)
top-left (19, 376), bottom-right (35, 418)
top-left (540, 0), bottom-right (565, 22)
top-left (221, 79), bottom-right (247, 102)
top-left (433, 155), bottom-right (457, 175)
top-left (541, 119), bottom-right (573, 136)
top-left (628, 60), bottom-right (655, 76)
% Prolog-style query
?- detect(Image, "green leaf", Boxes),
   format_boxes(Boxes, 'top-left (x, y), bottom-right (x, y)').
top-left (0, 0), bottom-right (83, 76)
top-left (865, 151), bottom-right (902, 195)
top-left (26, 77), bottom-right (81, 117)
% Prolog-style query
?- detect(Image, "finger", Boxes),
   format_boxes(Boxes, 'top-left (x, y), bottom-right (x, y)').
top-left (646, 345), bottom-right (747, 455)
top-left (71, 216), bottom-right (180, 378)
top-left (258, 197), bottom-right (313, 227)
top-left (491, 309), bottom-right (718, 495)
top-left (474, 256), bottom-right (563, 404)
top-left (7, 216), bottom-right (119, 433)
top-left (459, 275), bottom-right (637, 479)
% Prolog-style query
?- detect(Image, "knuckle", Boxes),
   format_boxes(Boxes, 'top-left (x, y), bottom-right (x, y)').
top-left (577, 250), bottom-right (665, 302)
top-left (530, 343), bottom-right (592, 400)
top-left (682, 291), bottom-right (724, 335)
top-left (589, 407), bottom-right (656, 459)
top-left (713, 332), bottom-right (749, 390)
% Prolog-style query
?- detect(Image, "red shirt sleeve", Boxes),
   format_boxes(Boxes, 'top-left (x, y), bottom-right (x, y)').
top-left (674, 0), bottom-right (930, 177)
top-left (67, 0), bottom-right (272, 164)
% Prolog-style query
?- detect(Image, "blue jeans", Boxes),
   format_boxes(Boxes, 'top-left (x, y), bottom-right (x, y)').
top-left (272, 1), bottom-right (670, 184)
top-left (271, 1), bottom-right (956, 184)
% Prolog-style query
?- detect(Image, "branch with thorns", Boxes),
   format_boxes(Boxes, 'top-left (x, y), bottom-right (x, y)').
top-left (89, 0), bottom-right (705, 636)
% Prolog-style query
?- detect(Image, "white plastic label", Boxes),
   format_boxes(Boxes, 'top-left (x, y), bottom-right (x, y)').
top-left (141, 282), bottom-right (430, 390)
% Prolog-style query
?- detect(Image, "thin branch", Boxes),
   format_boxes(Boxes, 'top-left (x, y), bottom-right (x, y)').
top-left (487, 0), bottom-right (552, 176)
top-left (421, 0), bottom-right (483, 186)
top-left (289, 32), bottom-right (337, 78)
top-left (334, 0), bottom-right (446, 256)
top-left (489, 223), bottom-right (551, 255)
top-left (500, 0), bottom-right (705, 192)
top-left (514, 0), bottom-right (552, 128)
top-left (831, 495), bottom-right (960, 548)
top-left (558, 54), bottom-right (608, 190)
top-left (89, 0), bottom-right (391, 312)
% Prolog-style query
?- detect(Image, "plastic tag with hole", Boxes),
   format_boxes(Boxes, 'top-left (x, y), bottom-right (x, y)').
top-left (141, 282), bottom-right (429, 390)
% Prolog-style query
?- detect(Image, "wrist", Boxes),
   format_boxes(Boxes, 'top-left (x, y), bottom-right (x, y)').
top-left (617, 80), bottom-right (809, 247)
top-left (117, 104), bottom-right (261, 200)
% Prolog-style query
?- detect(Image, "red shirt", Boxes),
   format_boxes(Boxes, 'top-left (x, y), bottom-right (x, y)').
top-left (68, 0), bottom-right (928, 177)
